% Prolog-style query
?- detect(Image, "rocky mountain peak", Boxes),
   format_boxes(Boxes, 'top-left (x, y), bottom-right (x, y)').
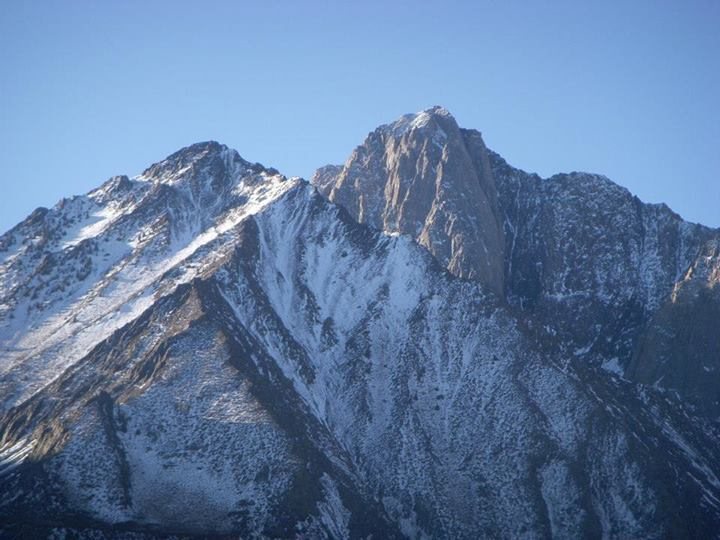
top-left (313, 107), bottom-right (506, 295)
top-left (140, 141), bottom-right (251, 187)
top-left (377, 105), bottom-right (458, 140)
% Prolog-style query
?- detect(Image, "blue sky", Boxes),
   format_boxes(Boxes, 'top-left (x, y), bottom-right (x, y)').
top-left (1, 0), bottom-right (718, 232)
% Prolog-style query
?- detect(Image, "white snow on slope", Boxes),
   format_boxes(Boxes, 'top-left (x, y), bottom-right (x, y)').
top-left (0, 156), bottom-right (298, 411)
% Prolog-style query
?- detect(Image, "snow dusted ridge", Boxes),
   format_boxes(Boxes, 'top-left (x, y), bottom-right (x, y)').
top-left (379, 105), bottom-right (454, 139)
top-left (0, 142), bottom-right (297, 410)
top-left (1, 110), bottom-right (720, 538)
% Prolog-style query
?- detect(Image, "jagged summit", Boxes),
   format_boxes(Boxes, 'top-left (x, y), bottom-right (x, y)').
top-left (169, 140), bottom-right (228, 157)
top-left (377, 105), bottom-right (458, 138)
top-left (313, 106), bottom-right (506, 295)
top-left (145, 140), bottom-right (231, 168)
top-left (140, 141), bottom-right (247, 185)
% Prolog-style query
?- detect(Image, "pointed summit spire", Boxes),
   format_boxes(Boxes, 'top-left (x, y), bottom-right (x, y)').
top-left (379, 106), bottom-right (458, 139)
top-left (313, 107), bottom-right (506, 295)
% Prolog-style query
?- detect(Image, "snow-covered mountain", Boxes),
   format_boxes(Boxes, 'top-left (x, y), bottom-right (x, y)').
top-left (1, 109), bottom-right (719, 538)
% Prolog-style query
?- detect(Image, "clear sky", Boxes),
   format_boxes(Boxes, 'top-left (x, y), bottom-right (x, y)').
top-left (1, 0), bottom-right (718, 233)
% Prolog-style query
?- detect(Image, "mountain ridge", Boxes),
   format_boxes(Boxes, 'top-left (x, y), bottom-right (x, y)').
top-left (1, 107), bottom-right (719, 538)
top-left (314, 107), bottom-right (719, 414)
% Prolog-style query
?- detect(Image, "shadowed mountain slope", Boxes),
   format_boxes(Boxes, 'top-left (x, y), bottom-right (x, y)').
top-left (0, 110), bottom-right (719, 538)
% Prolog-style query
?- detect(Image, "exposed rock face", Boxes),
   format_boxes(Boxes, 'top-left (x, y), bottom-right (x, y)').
top-left (315, 111), bottom-right (720, 417)
top-left (487, 150), bottom-right (720, 415)
top-left (629, 239), bottom-right (720, 415)
top-left (1, 111), bottom-right (720, 538)
top-left (313, 106), bottom-right (506, 295)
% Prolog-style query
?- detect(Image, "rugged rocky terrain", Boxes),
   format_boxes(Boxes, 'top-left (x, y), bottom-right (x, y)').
top-left (1, 108), bottom-right (719, 538)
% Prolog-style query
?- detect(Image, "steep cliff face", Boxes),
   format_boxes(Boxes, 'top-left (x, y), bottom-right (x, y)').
top-left (629, 239), bottom-right (720, 415)
top-left (2, 110), bottom-right (720, 538)
top-left (313, 106), bottom-right (506, 296)
top-left (314, 109), bottom-right (719, 416)
top-left (488, 150), bottom-right (720, 414)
